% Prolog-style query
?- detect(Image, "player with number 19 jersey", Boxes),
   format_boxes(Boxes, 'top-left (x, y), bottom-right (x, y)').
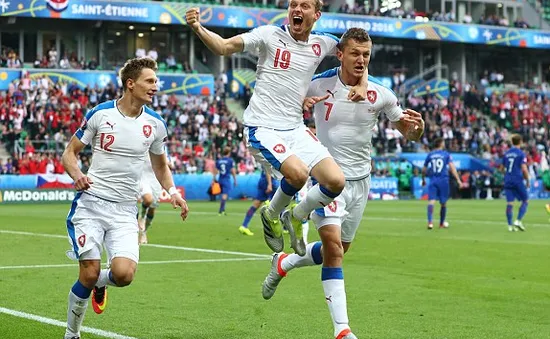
top-left (424, 150), bottom-right (452, 203)
top-left (241, 25), bottom-right (338, 129)
top-left (241, 25), bottom-right (339, 176)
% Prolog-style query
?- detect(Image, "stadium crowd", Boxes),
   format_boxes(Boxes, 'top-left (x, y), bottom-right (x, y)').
top-left (1, 69), bottom-right (549, 197)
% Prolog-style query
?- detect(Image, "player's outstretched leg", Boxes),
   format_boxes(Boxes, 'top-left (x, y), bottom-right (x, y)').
top-left (239, 200), bottom-right (260, 236)
top-left (514, 200), bottom-right (528, 231)
top-left (262, 241), bottom-right (323, 300)
top-left (65, 261), bottom-right (100, 339)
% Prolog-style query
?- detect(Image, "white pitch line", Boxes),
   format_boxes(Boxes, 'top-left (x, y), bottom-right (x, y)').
top-left (0, 230), bottom-right (271, 258)
top-left (0, 306), bottom-right (138, 339)
top-left (0, 257), bottom-right (268, 270)
top-left (142, 243), bottom-right (270, 258)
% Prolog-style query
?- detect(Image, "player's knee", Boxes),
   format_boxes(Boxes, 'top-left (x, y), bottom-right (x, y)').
top-left (284, 165), bottom-right (309, 188)
top-left (324, 172), bottom-right (345, 194)
top-left (79, 266), bottom-right (100, 287)
top-left (112, 268), bottom-right (135, 287)
top-left (142, 195), bottom-right (154, 207)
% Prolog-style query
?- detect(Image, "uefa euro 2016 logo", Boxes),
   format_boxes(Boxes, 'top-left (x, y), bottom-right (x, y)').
top-left (46, 0), bottom-right (69, 12)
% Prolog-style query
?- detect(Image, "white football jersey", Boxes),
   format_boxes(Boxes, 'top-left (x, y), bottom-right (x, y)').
top-left (75, 100), bottom-right (168, 202)
top-left (241, 25), bottom-right (338, 130)
top-left (309, 68), bottom-right (404, 180)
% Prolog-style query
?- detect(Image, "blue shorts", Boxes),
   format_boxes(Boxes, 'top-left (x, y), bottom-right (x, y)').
top-left (255, 180), bottom-right (279, 201)
top-left (428, 179), bottom-right (449, 204)
top-left (504, 182), bottom-right (528, 202)
top-left (220, 180), bottom-right (232, 195)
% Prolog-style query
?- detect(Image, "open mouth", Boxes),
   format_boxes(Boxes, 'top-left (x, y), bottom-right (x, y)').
top-left (354, 65), bottom-right (365, 72)
top-left (292, 15), bottom-right (303, 28)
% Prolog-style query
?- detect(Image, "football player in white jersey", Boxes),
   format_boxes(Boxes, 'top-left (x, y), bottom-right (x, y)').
top-left (186, 0), bottom-right (369, 257)
top-left (138, 147), bottom-right (170, 244)
top-left (261, 28), bottom-right (425, 339)
top-left (61, 57), bottom-right (189, 339)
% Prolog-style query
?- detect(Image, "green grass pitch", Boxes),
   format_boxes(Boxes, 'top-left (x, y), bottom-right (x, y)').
top-left (0, 199), bottom-right (549, 339)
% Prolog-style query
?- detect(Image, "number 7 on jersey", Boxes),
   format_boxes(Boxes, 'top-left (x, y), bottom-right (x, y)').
top-left (323, 102), bottom-right (333, 121)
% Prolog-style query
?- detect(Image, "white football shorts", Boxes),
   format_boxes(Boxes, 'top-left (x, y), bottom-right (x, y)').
top-left (66, 192), bottom-right (139, 263)
top-left (311, 175), bottom-right (371, 243)
top-left (244, 124), bottom-right (332, 179)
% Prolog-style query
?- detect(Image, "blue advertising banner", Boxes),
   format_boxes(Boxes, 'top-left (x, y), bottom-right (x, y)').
top-left (2, 0), bottom-right (550, 49)
top-left (0, 68), bottom-right (215, 95)
top-left (369, 177), bottom-right (399, 200)
top-left (400, 153), bottom-right (491, 172)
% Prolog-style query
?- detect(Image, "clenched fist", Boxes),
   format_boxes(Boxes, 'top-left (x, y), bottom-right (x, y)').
top-left (185, 8), bottom-right (201, 31)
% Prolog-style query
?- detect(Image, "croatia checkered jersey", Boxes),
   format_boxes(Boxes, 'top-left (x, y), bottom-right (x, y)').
top-left (240, 25), bottom-right (338, 130)
top-left (75, 100), bottom-right (168, 202)
top-left (308, 68), bottom-right (403, 180)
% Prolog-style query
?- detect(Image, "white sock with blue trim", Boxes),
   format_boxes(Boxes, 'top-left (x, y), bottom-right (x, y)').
top-left (281, 241), bottom-right (322, 272)
top-left (322, 267), bottom-right (350, 337)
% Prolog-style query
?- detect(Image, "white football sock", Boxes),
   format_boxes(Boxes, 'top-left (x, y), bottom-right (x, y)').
top-left (96, 269), bottom-right (117, 288)
top-left (322, 268), bottom-right (349, 337)
top-left (66, 290), bottom-right (89, 338)
top-left (281, 241), bottom-right (322, 272)
top-left (302, 220), bottom-right (309, 244)
top-left (267, 186), bottom-right (294, 219)
top-left (293, 184), bottom-right (338, 220)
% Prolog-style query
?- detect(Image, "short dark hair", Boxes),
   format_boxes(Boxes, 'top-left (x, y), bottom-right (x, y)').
top-left (511, 134), bottom-right (522, 146)
top-left (433, 138), bottom-right (444, 149)
top-left (337, 28), bottom-right (371, 51)
top-left (119, 57), bottom-right (158, 91)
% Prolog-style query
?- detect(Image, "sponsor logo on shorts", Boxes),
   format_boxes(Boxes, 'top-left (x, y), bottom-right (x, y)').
top-left (273, 144), bottom-right (286, 154)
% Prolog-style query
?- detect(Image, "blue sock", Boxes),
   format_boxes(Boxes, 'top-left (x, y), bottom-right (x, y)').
top-left (506, 205), bottom-right (513, 225)
top-left (440, 205), bottom-right (447, 225)
top-left (108, 270), bottom-right (117, 286)
top-left (427, 205), bottom-right (434, 223)
top-left (219, 199), bottom-right (226, 213)
top-left (321, 266), bottom-right (344, 281)
top-left (242, 206), bottom-right (257, 227)
top-left (281, 178), bottom-right (300, 196)
top-left (311, 241), bottom-right (323, 265)
top-left (71, 280), bottom-right (92, 299)
top-left (517, 201), bottom-right (528, 220)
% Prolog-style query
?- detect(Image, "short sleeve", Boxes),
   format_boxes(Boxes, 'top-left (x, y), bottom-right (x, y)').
top-left (75, 110), bottom-right (100, 145)
top-left (241, 26), bottom-right (272, 54)
top-left (382, 88), bottom-right (404, 122)
top-left (423, 155), bottom-right (430, 168)
top-left (307, 79), bottom-right (322, 97)
top-left (149, 120), bottom-right (168, 155)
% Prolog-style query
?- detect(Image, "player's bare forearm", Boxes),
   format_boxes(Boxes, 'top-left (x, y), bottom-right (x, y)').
top-left (449, 164), bottom-right (461, 183)
top-left (62, 137), bottom-right (86, 181)
top-left (150, 153), bottom-right (176, 192)
top-left (522, 165), bottom-right (529, 181)
top-left (193, 26), bottom-right (243, 56)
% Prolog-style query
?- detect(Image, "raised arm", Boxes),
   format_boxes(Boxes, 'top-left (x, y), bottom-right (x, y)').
top-left (186, 8), bottom-right (244, 56)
